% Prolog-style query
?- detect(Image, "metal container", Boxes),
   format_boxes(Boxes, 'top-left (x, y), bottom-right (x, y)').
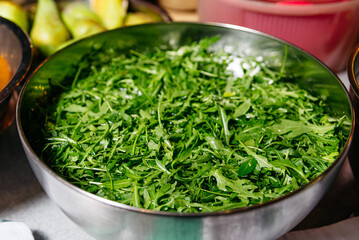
top-left (0, 17), bottom-right (32, 134)
top-left (16, 22), bottom-right (354, 240)
top-left (348, 44), bottom-right (359, 182)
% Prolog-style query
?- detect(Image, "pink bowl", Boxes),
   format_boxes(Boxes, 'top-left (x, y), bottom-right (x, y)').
top-left (198, 0), bottom-right (359, 72)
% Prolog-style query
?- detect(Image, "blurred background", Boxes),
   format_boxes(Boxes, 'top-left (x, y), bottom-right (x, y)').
top-left (1, 0), bottom-right (359, 239)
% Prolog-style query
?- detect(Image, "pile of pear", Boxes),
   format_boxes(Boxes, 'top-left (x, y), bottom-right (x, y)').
top-left (0, 0), bottom-right (158, 57)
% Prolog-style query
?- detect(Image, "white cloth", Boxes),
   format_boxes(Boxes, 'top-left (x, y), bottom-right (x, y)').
top-left (0, 222), bottom-right (34, 240)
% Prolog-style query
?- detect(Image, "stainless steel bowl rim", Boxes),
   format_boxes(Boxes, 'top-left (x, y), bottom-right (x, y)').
top-left (16, 21), bottom-right (355, 218)
top-left (0, 17), bottom-right (32, 104)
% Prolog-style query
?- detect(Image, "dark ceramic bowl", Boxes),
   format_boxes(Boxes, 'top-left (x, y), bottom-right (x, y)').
top-left (17, 22), bottom-right (354, 240)
top-left (0, 17), bottom-right (32, 133)
top-left (348, 44), bottom-right (359, 183)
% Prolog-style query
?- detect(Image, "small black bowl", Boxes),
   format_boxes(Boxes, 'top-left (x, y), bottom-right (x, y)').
top-left (348, 44), bottom-right (359, 183)
top-left (0, 17), bottom-right (32, 133)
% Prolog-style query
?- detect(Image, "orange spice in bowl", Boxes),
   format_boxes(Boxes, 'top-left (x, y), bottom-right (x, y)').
top-left (0, 17), bottom-right (32, 134)
top-left (0, 55), bottom-right (12, 91)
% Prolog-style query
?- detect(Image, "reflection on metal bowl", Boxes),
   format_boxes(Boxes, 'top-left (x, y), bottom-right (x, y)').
top-left (16, 22), bottom-right (354, 240)
top-left (0, 17), bottom-right (32, 134)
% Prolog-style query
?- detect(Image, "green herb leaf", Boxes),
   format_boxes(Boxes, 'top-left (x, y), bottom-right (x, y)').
top-left (237, 158), bottom-right (257, 177)
top-left (40, 36), bottom-right (349, 213)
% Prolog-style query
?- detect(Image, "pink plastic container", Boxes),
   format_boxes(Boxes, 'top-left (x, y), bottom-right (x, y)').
top-left (198, 0), bottom-right (359, 72)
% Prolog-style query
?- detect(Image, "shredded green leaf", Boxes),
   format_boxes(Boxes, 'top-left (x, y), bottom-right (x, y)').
top-left (40, 37), bottom-right (350, 213)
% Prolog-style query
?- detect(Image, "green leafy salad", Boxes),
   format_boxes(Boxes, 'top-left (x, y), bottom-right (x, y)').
top-left (41, 37), bottom-right (350, 213)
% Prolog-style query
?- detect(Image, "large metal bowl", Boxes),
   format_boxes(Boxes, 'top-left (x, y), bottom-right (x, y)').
top-left (0, 16), bottom-right (32, 134)
top-left (16, 22), bottom-right (354, 240)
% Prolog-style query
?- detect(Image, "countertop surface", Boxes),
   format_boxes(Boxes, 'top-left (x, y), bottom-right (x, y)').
top-left (1, 5), bottom-right (359, 240)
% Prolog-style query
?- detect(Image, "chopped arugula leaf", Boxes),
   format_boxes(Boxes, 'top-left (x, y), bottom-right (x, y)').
top-left (40, 37), bottom-right (350, 213)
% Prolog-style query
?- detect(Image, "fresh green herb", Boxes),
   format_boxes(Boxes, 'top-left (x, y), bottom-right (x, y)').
top-left (41, 37), bottom-right (350, 213)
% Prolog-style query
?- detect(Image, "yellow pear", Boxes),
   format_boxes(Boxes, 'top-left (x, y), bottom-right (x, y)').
top-left (30, 0), bottom-right (70, 56)
top-left (124, 12), bottom-right (156, 26)
top-left (89, 0), bottom-right (128, 30)
top-left (62, 1), bottom-right (105, 39)
top-left (0, 1), bottom-right (28, 32)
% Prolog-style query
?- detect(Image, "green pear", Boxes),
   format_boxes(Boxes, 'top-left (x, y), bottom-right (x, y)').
top-left (90, 0), bottom-right (128, 30)
top-left (30, 0), bottom-right (70, 56)
top-left (0, 1), bottom-right (28, 32)
top-left (124, 12), bottom-right (156, 26)
top-left (66, 18), bottom-right (105, 39)
top-left (61, 2), bottom-right (105, 39)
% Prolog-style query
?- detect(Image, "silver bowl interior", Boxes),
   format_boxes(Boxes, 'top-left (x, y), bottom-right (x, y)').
top-left (16, 22), bottom-right (354, 240)
top-left (0, 16), bottom-right (32, 133)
